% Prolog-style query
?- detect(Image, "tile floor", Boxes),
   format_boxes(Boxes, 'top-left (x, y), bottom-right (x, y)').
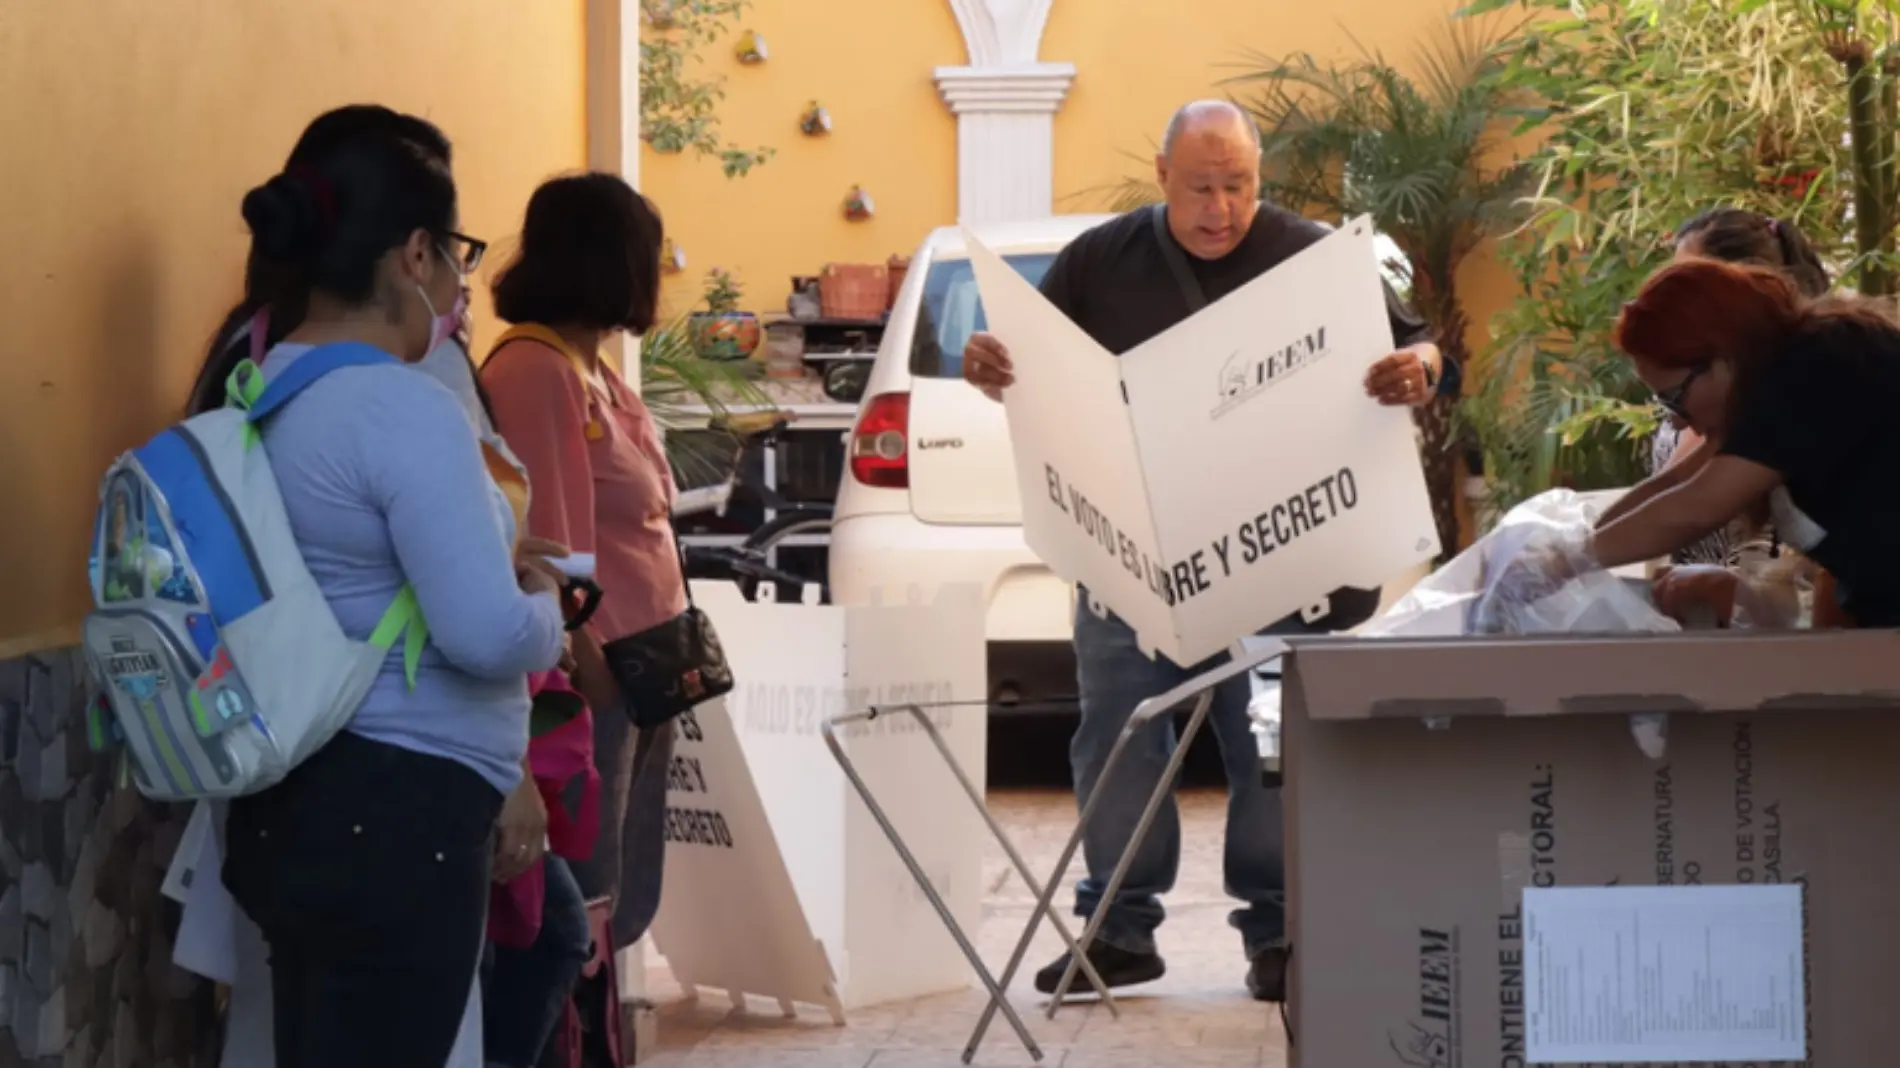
top-left (639, 789), bottom-right (1290, 1067)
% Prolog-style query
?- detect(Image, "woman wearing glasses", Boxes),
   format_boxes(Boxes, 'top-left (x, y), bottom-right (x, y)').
top-left (1520, 257), bottom-right (1900, 628)
top-left (1593, 211), bottom-right (1844, 627)
top-left (214, 125), bottom-right (566, 1067)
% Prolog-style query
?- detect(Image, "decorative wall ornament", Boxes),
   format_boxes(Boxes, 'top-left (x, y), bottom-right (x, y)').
top-left (800, 101), bottom-right (833, 136)
top-left (662, 238), bottom-right (687, 274)
top-left (735, 29), bottom-right (768, 64)
top-left (844, 185), bottom-right (876, 222)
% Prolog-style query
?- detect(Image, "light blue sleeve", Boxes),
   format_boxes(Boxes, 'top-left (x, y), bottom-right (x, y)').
top-left (357, 370), bottom-right (564, 679)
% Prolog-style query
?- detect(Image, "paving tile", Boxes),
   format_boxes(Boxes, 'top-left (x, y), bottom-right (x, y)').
top-left (647, 789), bottom-right (1292, 1068)
top-left (867, 1049), bottom-right (1063, 1068)
top-left (641, 1050), bottom-right (879, 1068)
top-left (1060, 1049), bottom-right (1264, 1068)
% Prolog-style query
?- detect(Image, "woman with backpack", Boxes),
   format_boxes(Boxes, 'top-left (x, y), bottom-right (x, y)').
top-left (480, 174), bottom-right (684, 988)
top-left (213, 125), bottom-right (567, 1068)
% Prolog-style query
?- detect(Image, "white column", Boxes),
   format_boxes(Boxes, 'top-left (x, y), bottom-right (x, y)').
top-left (936, 0), bottom-right (1073, 226)
top-left (585, 0), bottom-right (640, 375)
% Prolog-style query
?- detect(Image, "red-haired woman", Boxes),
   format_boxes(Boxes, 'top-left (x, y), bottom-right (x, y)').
top-left (1528, 258), bottom-right (1897, 627)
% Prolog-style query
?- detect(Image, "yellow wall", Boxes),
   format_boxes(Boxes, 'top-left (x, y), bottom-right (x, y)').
top-left (642, 0), bottom-right (1510, 331)
top-left (0, 0), bottom-right (588, 652)
top-left (640, 1), bottom-right (965, 320)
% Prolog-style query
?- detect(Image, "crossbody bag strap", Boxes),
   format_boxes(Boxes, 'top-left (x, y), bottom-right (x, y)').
top-left (1150, 203), bottom-right (1209, 314)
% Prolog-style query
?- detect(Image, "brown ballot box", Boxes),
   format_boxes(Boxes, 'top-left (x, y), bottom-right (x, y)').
top-left (1282, 630), bottom-right (1900, 1067)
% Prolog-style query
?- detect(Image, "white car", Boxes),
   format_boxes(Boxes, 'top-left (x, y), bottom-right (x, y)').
top-left (828, 214), bottom-right (1421, 713)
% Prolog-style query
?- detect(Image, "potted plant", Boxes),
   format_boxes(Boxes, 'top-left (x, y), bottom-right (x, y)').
top-left (689, 267), bottom-right (762, 360)
top-left (642, 314), bottom-right (777, 488)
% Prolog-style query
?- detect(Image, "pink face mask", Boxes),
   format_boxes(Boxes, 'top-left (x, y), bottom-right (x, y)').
top-left (417, 282), bottom-right (469, 358)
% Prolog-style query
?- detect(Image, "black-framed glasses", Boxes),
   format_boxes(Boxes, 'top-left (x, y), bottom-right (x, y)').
top-left (1653, 362), bottom-right (1709, 419)
top-left (441, 231), bottom-right (487, 273)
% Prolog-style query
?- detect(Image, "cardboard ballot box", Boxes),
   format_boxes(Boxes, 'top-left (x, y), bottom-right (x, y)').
top-left (1282, 630), bottom-right (1900, 1066)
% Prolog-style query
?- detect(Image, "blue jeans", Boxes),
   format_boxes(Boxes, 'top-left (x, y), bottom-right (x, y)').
top-left (1070, 597), bottom-right (1297, 960)
top-left (481, 856), bottom-right (594, 1068)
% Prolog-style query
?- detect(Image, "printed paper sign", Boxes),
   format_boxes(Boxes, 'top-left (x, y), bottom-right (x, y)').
top-left (1523, 884), bottom-right (1808, 1063)
top-left (966, 218), bottom-right (1439, 665)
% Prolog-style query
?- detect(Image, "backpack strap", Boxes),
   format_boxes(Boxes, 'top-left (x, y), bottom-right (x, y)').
top-left (241, 342), bottom-right (402, 421)
top-left (1150, 203), bottom-right (1210, 313)
top-left (369, 586), bottom-right (429, 690)
top-left (227, 341), bottom-right (429, 689)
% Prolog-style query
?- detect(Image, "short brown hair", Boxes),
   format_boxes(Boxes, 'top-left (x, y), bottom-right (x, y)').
top-left (492, 172), bottom-right (664, 334)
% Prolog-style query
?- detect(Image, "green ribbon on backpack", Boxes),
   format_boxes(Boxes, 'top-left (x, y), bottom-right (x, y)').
top-left (369, 586), bottom-right (429, 690)
top-left (227, 359), bottom-right (267, 448)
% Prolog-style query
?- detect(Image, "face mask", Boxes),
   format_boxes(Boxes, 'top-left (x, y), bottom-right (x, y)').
top-left (416, 280), bottom-right (468, 358)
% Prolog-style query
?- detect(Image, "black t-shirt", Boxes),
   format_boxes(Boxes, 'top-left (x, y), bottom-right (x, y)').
top-left (1034, 204), bottom-right (1441, 632)
top-left (1038, 203), bottom-right (1438, 371)
top-left (1721, 316), bottom-right (1900, 625)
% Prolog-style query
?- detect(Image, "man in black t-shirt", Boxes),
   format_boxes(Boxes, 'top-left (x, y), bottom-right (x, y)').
top-left (962, 100), bottom-right (1451, 1003)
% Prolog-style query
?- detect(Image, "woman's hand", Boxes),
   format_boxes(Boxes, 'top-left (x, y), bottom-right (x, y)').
top-left (515, 536), bottom-right (570, 597)
top-left (1652, 564), bottom-right (1740, 628)
top-left (493, 774), bottom-right (548, 883)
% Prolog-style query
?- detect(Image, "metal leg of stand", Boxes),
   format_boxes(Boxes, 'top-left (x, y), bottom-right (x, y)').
top-left (821, 704), bottom-right (1117, 1064)
top-left (1041, 638), bottom-right (1292, 1014)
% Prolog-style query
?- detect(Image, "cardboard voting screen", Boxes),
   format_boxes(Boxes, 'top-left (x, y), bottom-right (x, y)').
top-left (965, 217), bottom-right (1439, 666)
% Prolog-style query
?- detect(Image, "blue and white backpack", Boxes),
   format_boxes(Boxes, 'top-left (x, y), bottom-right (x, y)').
top-left (83, 343), bottom-right (429, 801)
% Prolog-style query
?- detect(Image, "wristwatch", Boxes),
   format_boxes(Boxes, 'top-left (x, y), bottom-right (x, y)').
top-left (1421, 359), bottom-right (1439, 394)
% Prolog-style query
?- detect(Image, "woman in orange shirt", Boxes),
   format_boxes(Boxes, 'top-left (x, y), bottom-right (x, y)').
top-left (480, 174), bottom-right (685, 957)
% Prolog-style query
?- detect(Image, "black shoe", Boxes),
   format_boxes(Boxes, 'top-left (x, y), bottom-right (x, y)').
top-left (1033, 943), bottom-right (1166, 995)
top-left (1247, 944), bottom-right (1289, 1002)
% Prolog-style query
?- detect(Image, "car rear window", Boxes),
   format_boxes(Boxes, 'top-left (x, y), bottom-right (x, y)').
top-left (907, 252), bottom-right (1058, 379)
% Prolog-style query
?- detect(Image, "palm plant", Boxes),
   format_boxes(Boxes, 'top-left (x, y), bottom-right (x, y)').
top-left (1100, 17), bottom-right (1529, 559)
top-left (639, 316), bottom-right (776, 483)
top-left (1234, 19), bottom-right (1531, 558)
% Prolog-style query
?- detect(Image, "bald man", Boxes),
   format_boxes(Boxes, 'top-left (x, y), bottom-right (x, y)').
top-left (963, 100), bottom-right (1450, 1003)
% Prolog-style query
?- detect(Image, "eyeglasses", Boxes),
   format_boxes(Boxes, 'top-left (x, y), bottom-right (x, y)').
top-left (1653, 362), bottom-right (1709, 420)
top-left (440, 231), bottom-right (487, 273)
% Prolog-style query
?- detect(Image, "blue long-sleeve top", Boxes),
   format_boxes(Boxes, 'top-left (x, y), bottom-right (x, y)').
top-left (257, 343), bottom-right (565, 793)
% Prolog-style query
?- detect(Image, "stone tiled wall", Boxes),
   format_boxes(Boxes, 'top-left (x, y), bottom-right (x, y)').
top-left (0, 648), bottom-right (218, 1068)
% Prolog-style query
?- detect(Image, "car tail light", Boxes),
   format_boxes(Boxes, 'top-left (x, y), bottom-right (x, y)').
top-left (850, 392), bottom-right (910, 489)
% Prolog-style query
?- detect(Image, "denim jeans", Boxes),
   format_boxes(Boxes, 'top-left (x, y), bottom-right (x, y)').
top-left (223, 732), bottom-right (503, 1068)
top-left (568, 704), bottom-right (674, 951)
top-left (1070, 596), bottom-right (1300, 960)
top-left (481, 856), bottom-right (593, 1068)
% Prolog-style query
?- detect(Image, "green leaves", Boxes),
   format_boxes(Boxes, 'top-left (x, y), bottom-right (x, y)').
top-left (641, 0), bottom-right (775, 178)
top-left (640, 316), bottom-right (774, 480)
top-left (1463, 0), bottom-right (1865, 515)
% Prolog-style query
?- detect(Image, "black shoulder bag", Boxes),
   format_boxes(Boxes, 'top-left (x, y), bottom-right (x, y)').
top-left (1146, 205), bottom-right (1383, 633)
top-left (495, 319), bottom-right (736, 729)
top-left (598, 518), bottom-right (734, 729)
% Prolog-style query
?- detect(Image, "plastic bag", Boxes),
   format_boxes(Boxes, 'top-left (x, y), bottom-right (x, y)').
top-left (1360, 489), bottom-right (1676, 760)
top-left (1361, 489), bottom-right (1680, 639)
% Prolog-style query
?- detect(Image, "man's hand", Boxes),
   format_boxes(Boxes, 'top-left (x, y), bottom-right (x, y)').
top-left (493, 775), bottom-right (548, 883)
top-left (963, 332), bottom-right (1013, 403)
top-left (1364, 345), bottom-right (1442, 408)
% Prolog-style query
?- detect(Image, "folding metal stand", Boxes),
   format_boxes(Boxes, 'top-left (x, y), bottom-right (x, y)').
top-left (1031, 636), bottom-right (1291, 1015)
top-left (821, 635), bottom-right (1293, 1060)
top-left (821, 704), bottom-right (1119, 1064)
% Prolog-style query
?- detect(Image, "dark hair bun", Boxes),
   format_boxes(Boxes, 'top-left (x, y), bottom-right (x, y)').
top-left (241, 173), bottom-right (324, 262)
